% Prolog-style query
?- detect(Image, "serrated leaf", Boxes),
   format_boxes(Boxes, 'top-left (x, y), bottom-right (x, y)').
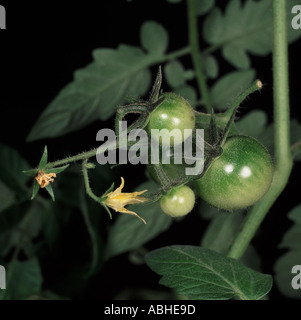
top-left (140, 21), bottom-right (169, 55)
top-left (203, 0), bottom-right (301, 69)
top-left (39, 146), bottom-right (48, 170)
top-left (0, 258), bottom-right (43, 300)
top-left (145, 245), bottom-right (272, 300)
top-left (210, 69), bottom-right (255, 110)
top-left (105, 181), bottom-right (172, 260)
top-left (0, 180), bottom-right (15, 213)
top-left (26, 44), bottom-right (152, 141)
top-left (164, 60), bottom-right (186, 88)
top-left (235, 110), bottom-right (268, 137)
top-left (274, 204), bottom-right (301, 299)
top-left (196, 0), bottom-right (215, 16)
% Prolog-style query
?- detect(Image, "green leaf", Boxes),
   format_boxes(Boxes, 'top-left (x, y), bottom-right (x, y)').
top-left (0, 143), bottom-right (30, 198)
top-left (210, 69), bottom-right (255, 110)
top-left (140, 21), bottom-right (169, 55)
top-left (39, 146), bottom-right (48, 170)
top-left (145, 245), bottom-right (273, 300)
top-left (203, 0), bottom-right (301, 69)
top-left (105, 181), bottom-right (172, 260)
top-left (26, 44), bottom-right (152, 141)
top-left (201, 212), bottom-right (244, 254)
top-left (0, 202), bottom-right (45, 256)
top-left (274, 204), bottom-right (301, 299)
top-left (45, 183), bottom-right (55, 202)
top-left (164, 60), bottom-right (186, 88)
top-left (196, 0), bottom-right (215, 16)
top-left (0, 180), bottom-right (15, 213)
top-left (235, 110), bottom-right (268, 137)
top-left (0, 258), bottom-right (43, 300)
top-left (203, 54), bottom-right (219, 79)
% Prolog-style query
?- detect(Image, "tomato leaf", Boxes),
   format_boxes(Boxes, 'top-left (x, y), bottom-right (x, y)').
top-left (201, 212), bottom-right (244, 254)
top-left (105, 181), bottom-right (172, 260)
top-left (203, 54), bottom-right (219, 79)
top-left (203, 0), bottom-right (301, 69)
top-left (140, 21), bottom-right (169, 55)
top-left (0, 258), bottom-right (42, 300)
top-left (0, 180), bottom-right (15, 213)
top-left (274, 204), bottom-right (301, 299)
top-left (210, 69), bottom-right (255, 110)
top-left (196, 0), bottom-right (215, 16)
top-left (235, 110), bottom-right (268, 138)
top-left (164, 60), bottom-right (186, 89)
top-left (0, 143), bottom-right (30, 199)
top-left (145, 245), bottom-right (273, 300)
top-left (26, 44), bottom-right (152, 141)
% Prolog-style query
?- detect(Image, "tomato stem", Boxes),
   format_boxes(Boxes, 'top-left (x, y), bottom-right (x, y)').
top-left (187, 0), bottom-right (212, 113)
top-left (227, 0), bottom-right (293, 260)
top-left (82, 159), bottom-right (112, 219)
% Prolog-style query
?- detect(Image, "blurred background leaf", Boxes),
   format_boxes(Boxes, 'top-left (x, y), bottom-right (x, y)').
top-left (274, 204), bottom-right (301, 299)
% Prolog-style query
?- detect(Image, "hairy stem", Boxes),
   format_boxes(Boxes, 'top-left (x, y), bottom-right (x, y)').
top-left (227, 0), bottom-right (293, 259)
top-left (187, 0), bottom-right (212, 112)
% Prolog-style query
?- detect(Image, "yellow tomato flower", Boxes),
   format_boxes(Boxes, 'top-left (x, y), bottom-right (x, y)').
top-left (35, 170), bottom-right (56, 188)
top-left (104, 177), bottom-right (149, 224)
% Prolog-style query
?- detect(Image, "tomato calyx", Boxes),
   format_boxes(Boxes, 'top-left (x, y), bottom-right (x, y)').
top-left (115, 67), bottom-right (165, 137)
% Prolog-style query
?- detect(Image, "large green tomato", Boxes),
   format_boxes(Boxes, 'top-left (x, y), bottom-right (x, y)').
top-left (146, 92), bottom-right (195, 146)
top-left (160, 185), bottom-right (195, 217)
top-left (195, 135), bottom-right (273, 210)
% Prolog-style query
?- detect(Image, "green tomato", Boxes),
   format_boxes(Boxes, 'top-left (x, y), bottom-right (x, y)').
top-left (146, 92), bottom-right (195, 146)
top-left (195, 135), bottom-right (273, 210)
top-left (160, 185), bottom-right (195, 217)
top-left (147, 148), bottom-right (192, 185)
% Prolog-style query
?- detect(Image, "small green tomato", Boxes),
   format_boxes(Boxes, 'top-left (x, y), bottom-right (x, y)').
top-left (160, 185), bottom-right (195, 217)
top-left (146, 92), bottom-right (195, 146)
top-left (195, 135), bottom-right (273, 210)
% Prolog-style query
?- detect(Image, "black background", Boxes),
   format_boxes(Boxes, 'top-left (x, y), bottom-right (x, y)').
top-left (0, 0), bottom-right (301, 300)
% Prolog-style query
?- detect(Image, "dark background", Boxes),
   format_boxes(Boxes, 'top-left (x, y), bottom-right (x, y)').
top-left (0, 0), bottom-right (301, 300)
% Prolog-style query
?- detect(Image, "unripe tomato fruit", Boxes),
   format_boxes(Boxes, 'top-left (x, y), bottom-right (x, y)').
top-left (160, 185), bottom-right (195, 217)
top-left (147, 148), bottom-right (192, 185)
top-left (146, 92), bottom-right (195, 146)
top-left (195, 135), bottom-right (273, 210)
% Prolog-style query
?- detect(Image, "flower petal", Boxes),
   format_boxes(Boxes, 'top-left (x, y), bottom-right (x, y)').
top-left (118, 207), bottom-right (146, 224)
